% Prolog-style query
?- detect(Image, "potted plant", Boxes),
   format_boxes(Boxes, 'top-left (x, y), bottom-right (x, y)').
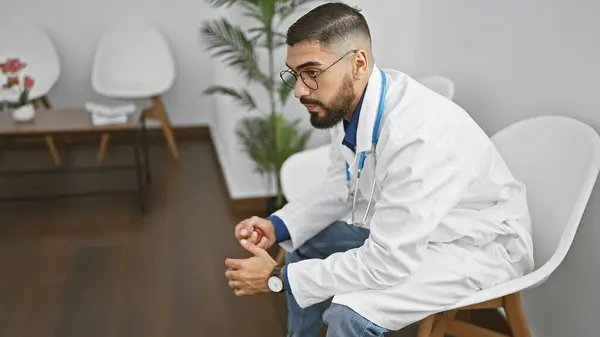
top-left (200, 0), bottom-right (317, 211)
top-left (1, 57), bottom-right (36, 122)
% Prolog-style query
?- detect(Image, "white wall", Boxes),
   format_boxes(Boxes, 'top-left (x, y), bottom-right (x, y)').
top-left (1, 0), bottom-right (218, 126)
top-left (413, 1), bottom-right (600, 336)
top-left (209, 0), bottom-right (421, 199)
top-left (1, 0), bottom-right (421, 199)
top-left (5, 0), bottom-right (599, 334)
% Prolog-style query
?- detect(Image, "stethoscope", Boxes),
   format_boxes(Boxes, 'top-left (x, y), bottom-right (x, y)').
top-left (346, 68), bottom-right (388, 227)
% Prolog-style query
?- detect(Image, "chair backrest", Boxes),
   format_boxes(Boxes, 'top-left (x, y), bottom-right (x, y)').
top-left (91, 21), bottom-right (175, 98)
top-left (281, 144), bottom-right (332, 202)
top-left (491, 115), bottom-right (600, 270)
top-left (0, 23), bottom-right (60, 102)
top-left (418, 75), bottom-right (455, 100)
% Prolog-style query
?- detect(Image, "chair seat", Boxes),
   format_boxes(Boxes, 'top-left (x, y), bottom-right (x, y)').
top-left (418, 115), bottom-right (600, 337)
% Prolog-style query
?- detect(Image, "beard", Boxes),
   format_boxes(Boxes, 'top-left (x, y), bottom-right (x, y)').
top-left (300, 74), bottom-right (356, 130)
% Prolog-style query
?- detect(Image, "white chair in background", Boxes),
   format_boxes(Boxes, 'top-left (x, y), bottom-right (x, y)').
top-left (0, 23), bottom-right (62, 166)
top-left (280, 144), bottom-right (332, 202)
top-left (417, 115), bottom-right (600, 337)
top-left (91, 21), bottom-right (179, 163)
top-left (275, 144), bottom-right (332, 263)
top-left (418, 75), bottom-right (456, 101)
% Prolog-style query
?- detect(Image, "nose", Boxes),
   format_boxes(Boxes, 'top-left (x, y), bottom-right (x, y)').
top-left (294, 78), bottom-right (310, 98)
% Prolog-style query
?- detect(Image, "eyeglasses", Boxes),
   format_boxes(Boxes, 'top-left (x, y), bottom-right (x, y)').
top-left (280, 49), bottom-right (357, 90)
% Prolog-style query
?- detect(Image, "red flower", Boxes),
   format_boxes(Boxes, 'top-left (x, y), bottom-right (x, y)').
top-left (24, 76), bottom-right (34, 89)
top-left (0, 58), bottom-right (26, 73)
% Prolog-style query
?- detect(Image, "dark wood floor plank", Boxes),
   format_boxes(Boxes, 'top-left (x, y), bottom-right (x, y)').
top-left (54, 246), bottom-right (124, 337)
top-left (0, 140), bottom-right (509, 337)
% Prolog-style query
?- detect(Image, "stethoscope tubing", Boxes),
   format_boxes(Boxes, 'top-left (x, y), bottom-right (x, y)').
top-left (347, 69), bottom-right (388, 226)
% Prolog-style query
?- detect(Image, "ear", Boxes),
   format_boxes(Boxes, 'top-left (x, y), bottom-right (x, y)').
top-left (352, 50), bottom-right (369, 79)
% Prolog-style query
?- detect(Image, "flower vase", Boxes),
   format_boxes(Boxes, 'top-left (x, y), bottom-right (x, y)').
top-left (11, 104), bottom-right (35, 122)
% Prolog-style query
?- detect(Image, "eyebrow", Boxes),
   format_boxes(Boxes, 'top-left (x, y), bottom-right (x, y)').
top-left (286, 61), bottom-right (323, 71)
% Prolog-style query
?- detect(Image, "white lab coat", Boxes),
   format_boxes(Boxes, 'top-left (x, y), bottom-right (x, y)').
top-left (271, 65), bottom-right (534, 331)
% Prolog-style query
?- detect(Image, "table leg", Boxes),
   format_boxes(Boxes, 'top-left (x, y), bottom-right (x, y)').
top-left (141, 115), bottom-right (151, 185)
top-left (133, 128), bottom-right (146, 214)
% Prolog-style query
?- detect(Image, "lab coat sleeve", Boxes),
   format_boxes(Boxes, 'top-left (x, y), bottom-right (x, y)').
top-left (270, 143), bottom-right (353, 252)
top-left (285, 135), bottom-right (476, 308)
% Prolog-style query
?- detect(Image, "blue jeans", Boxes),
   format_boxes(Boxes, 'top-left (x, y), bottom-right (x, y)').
top-left (285, 221), bottom-right (388, 337)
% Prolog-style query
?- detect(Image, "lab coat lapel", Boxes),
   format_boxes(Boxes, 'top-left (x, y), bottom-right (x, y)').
top-left (335, 66), bottom-right (385, 176)
top-left (335, 122), bottom-right (356, 168)
top-left (355, 65), bottom-right (384, 154)
top-left (354, 66), bottom-right (384, 198)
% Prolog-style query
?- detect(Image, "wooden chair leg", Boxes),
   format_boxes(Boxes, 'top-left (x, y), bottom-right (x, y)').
top-left (41, 96), bottom-right (73, 146)
top-left (40, 96), bottom-right (52, 109)
top-left (97, 133), bottom-right (111, 164)
top-left (457, 310), bottom-right (470, 322)
top-left (417, 295), bottom-right (527, 337)
top-left (95, 95), bottom-right (179, 163)
top-left (145, 96), bottom-right (179, 161)
top-left (432, 310), bottom-right (457, 337)
top-left (417, 315), bottom-right (435, 337)
top-left (504, 293), bottom-right (530, 337)
top-left (34, 97), bottom-right (62, 167)
top-left (44, 136), bottom-right (62, 166)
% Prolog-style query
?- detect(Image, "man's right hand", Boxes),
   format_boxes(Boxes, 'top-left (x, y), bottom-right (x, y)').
top-left (234, 216), bottom-right (276, 250)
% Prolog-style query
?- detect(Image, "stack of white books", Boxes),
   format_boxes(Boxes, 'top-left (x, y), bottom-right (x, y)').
top-left (85, 102), bottom-right (136, 125)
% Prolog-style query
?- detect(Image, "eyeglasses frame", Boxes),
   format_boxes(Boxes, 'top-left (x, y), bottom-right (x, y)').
top-left (279, 49), bottom-right (358, 91)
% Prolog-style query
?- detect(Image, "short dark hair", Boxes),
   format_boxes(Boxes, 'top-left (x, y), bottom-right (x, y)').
top-left (286, 2), bottom-right (371, 47)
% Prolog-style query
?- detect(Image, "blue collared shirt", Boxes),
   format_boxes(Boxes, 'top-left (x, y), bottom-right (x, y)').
top-left (266, 87), bottom-right (367, 294)
top-left (341, 87), bottom-right (366, 153)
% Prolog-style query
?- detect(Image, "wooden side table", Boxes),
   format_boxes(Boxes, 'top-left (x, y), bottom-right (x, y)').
top-left (0, 108), bottom-right (151, 213)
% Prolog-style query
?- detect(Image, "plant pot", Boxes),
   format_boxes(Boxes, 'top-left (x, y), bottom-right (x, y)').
top-left (11, 104), bottom-right (35, 122)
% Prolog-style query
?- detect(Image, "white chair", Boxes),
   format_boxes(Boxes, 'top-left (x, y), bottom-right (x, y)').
top-left (281, 144), bottom-right (332, 202)
top-left (274, 144), bottom-right (332, 263)
top-left (417, 115), bottom-right (600, 337)
top-left (279, 116), bottom-right (600, 336)
top-left (0, 23), bottom-right (61, 166)
top-left (91, 21), bottom-right (179, 163)
top-left (418, 75), bottom-right (455, 101)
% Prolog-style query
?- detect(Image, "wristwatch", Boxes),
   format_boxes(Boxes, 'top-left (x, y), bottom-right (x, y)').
top-left (268, 264), bottom-right (284, 293)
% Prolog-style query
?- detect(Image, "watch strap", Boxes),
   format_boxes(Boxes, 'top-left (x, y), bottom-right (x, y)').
top-left (270, 264), bottom-right (284, 292)
top-left (270, 264), bottom-right (283, 279)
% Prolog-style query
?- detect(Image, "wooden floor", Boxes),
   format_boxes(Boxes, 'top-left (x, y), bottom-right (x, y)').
top-left (0, 139), bottom-right (511, 337)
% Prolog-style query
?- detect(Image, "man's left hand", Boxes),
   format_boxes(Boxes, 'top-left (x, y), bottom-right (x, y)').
top-left (225, 239), bottom-right (278, 296)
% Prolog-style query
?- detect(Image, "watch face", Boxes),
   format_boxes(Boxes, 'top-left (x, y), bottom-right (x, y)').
top-left (268, 276), bottom-right (283, 292)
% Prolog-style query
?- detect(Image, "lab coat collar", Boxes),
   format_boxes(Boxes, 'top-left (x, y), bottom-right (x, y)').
top-left (336, 65), bottom-right (385, 157)
top-left (341, 86), bottom-right (367, 153)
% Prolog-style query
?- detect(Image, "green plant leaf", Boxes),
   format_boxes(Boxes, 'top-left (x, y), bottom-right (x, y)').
top-left (236, 116), bottom-right (278, 174)
top-left (239, 2), bottom-right (264, 22)
top-left (258, 0), bottom-right (277, 25)
top-left (205, 0), bottom-right (239, 7)
top-left (276, 0), bottom-right (321, 23)
top-left (201, 0), bottom-right (316, 204)
top-left (235, 114), bottom-right (311, 175)
top-left (278, 81), bottom-right (293, 106)
top-left (248, 26), bottom-right (267, 44)
top-left (204, 85), bottom-right (257, 111)
top-left (200, 18), bottom-right (270, 88)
